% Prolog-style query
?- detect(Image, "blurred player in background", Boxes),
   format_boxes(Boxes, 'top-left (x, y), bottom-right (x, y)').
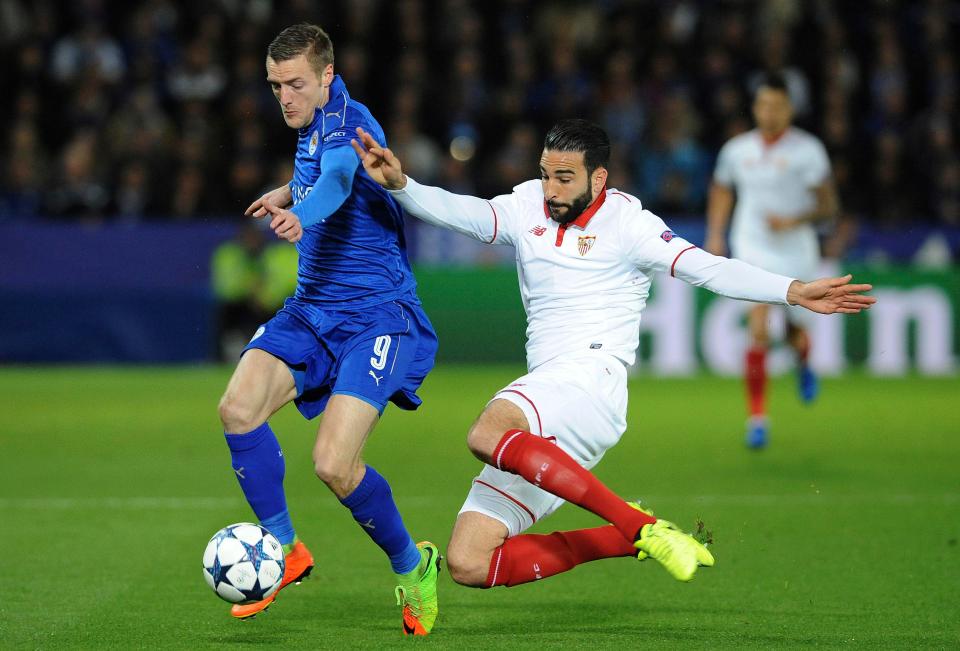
top-left (210, 221), bottom-right (297, 361)
top-left (705, 73), bottom-right (839, 448)
top-left (217, 24), bottom-right (440, 635)
top-left (353, 119), bottom-right (872, 591)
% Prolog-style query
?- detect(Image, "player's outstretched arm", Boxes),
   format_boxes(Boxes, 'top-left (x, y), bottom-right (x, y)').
top-left (351, 127), bottom-right (406, 190)
top-left (667, 246), bottom-right (875, 313)
top-left (352, 126), bottom-right (504, 244)
top-left (245, 184), bottom-right (293, 218)
top-left (786, 274), bottom-right (876, 314)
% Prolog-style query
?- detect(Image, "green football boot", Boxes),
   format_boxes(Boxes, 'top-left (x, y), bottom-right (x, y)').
top-left (395, 541), bottom-right (441, 636)
top-left (634, 519), bottom-right (715, 581)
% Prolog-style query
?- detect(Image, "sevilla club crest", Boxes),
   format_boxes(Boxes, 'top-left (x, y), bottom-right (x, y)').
top-left (577, 235), bottom-right (597, 256)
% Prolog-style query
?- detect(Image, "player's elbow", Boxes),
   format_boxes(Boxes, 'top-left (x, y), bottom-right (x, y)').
top-left (335, 171), bottom-right (354, 197)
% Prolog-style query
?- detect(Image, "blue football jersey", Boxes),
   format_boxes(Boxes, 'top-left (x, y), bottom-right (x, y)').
top-left (289, 75), bottom-right (417, 306)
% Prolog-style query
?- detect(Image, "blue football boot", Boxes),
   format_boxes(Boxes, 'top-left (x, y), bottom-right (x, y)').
top-left (798, 364), bottom-right (818, 404)
top-left (745, 415), bottom-right (768, 449)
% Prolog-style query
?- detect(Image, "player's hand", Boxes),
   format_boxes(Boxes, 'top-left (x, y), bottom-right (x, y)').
top-left (786, 275), bottom-right (877, 314)
top-left (767, 214), bottom-right (799, 232)
top-left (262, 199), bottom-right (303, 243)
top-left (246, 185), bottom-right (292, 218)
top-left (705, 234), bottom-right (727, 257)
top-left (350, 127), bottom-right (406, 190)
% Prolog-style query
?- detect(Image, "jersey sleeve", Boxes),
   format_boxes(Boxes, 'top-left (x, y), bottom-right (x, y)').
top-left (290, 147), bottom-right (358, 227)
top-left (486, 181), bottom-right (539, 247)
top-left (622, 210), bottom-right (792, 304)
top-left (670, 247), bottom-right (793, 304)
top-left (389, 176), bottom-right (524, 245)
top-left (801, 138), bottom-right (832, 187)
top-left (621, 209), bottom-right (700, 274)
top-left (320, 104), bottom-right (365, 152)
top-left (712, 141), bottom-right (736, 187)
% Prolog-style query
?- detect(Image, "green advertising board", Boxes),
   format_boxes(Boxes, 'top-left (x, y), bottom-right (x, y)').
top-left (415, 264), bottom-right (959, 375)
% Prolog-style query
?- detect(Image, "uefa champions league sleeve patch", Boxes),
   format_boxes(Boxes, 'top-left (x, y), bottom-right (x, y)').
top-left (660, 230), bottom-right (676, 242)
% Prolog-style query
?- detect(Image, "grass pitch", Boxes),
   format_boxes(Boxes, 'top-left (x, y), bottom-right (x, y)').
top-left (1, 365), bottom-right (958, 649)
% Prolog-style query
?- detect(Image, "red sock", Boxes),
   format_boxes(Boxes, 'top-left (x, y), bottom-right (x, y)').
top-left (486, 526), bottom-right (637, 587)
top-left (745, 346), bottom-right (767, 416)
top-left (493, 430), bottom-right (655, 542)
top-left (794, 330), bottom-right (810, 364)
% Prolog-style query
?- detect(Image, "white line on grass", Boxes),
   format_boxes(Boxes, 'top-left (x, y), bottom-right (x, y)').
top-left (0, 493), bottom-right (957, 509)
top-left (0, 497), bottom-right (243, 509)
top-left (672, 493), bottom-right (960, 506)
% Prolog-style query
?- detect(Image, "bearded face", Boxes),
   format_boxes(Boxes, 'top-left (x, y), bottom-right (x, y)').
top-left (546, 184), bottom-right (593, 224)
top-left (540, 148), bottom-right (607, 225)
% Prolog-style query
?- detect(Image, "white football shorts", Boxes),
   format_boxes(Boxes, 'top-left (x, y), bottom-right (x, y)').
top-left (731, 238), bottom-right (820, 328)
top-left (458, 353), bottom-right (628, 537)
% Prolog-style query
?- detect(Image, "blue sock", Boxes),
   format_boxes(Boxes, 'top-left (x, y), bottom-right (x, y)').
top-left (224, 422), bottom-right (295, 546)
top-left (261, 509), bottom-right (296, 547)
top-left (339, 465), bottom-right (421, 574)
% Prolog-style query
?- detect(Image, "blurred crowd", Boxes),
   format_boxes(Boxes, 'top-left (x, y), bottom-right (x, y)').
top-left (1, 0), bottom-right (958, 229)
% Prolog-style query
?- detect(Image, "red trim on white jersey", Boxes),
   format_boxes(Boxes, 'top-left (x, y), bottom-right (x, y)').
top-left (546, 185), bottom-right (608, 247)
top-left (670, 245), bottom-right (698, 277)
top-left (567, 185), bottom-right (607, 229)
top-left (485, 200), bottom-right (499, 244)
top-left (496, 389), bottom-right (543, 434)
top-left (611, 192), bottom-right (631, 202)
top-left (474, 479), bottom-right (537, 524)
top-left (761, 127), bottom-right (790, 148)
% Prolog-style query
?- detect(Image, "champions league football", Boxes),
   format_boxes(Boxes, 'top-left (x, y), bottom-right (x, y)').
top-left (203, 523), bottom-right (285, 604)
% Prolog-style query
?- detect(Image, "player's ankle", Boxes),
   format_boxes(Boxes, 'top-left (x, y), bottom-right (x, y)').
top-left (281, 534), bottom-right (299, 555)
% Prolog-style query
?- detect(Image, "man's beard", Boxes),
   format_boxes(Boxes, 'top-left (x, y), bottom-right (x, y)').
top-left (546, 187), bottom-right (593, 225)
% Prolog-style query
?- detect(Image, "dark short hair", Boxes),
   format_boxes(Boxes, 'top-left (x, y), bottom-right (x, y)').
top-left (756, 72), bottom-right (789, 97)
top-left (543, 119), bottom-right (610, 175)
top-left (268, 23), bottom-right (334, 77)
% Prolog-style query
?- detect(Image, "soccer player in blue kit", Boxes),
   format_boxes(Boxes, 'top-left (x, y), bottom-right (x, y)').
top-left (217, 23), bottom-right (441, 635)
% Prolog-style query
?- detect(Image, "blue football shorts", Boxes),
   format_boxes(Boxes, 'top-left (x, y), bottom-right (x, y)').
top-left (242, 296), bottom-right (438, 418)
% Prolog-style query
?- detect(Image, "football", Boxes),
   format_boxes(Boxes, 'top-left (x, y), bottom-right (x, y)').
top-left (202, 523), bottom-right (285, 604)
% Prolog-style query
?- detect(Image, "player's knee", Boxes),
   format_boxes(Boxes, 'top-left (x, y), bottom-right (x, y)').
top-left (312, 455), bottom-right (341, 486)
top-left (312, 455), bottom-right (358, 498)
top-left (218, 393), bottom-right (260, 433)
top-left (466, 422), bottom-right (498, 463)
top-left (445, 547), bottom-right (489, 588)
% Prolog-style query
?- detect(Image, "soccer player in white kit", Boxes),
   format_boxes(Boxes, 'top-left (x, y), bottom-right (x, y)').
top-left (706, 74), bottom-right (839, 448)
top-left (352, 120), bottom-right (872, 589)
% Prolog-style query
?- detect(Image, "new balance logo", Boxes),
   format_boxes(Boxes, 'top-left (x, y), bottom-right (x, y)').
top-left (529, 225), bottom-right (547, 236)
top-left (369, 370), bottom-right (383, 386)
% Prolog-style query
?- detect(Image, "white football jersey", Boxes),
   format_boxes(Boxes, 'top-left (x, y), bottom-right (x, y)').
top-left (393, 177), bottom-right (795, 370)
top-left (714, 127), bottom-right (830, 274)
